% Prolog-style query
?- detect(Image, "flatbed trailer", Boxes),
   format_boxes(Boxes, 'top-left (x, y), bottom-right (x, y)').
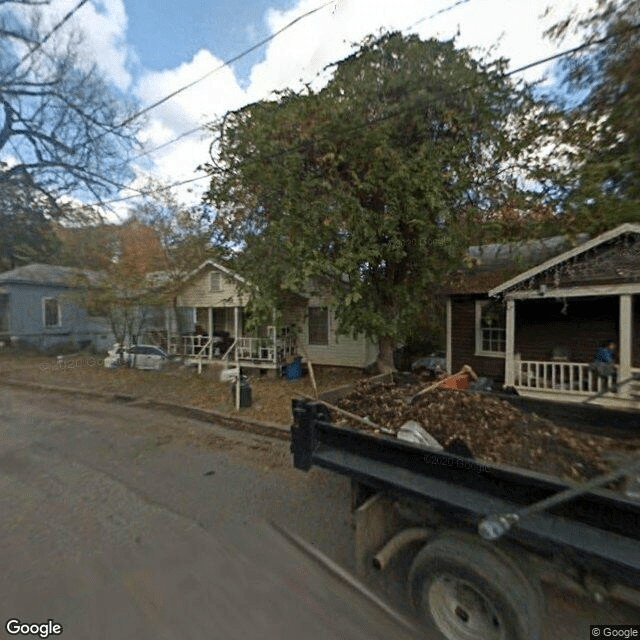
top-left (291, 398), bottom-right (640, 640)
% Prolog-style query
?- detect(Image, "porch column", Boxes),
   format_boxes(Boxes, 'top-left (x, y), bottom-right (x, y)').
top-left (504, 297), bottom-right (516, 388)
top-left (207, 307), bottom-right (213, 358)
top-left (619, 294), bottom-right (632, 392)
top-left (446, 297), bottom-right (452, 375)
top-left (272, 308), bottom-right (277, 364)
top-left (234, 306), bottom-right (239, 340)
top-left (165, 309), bottom-right (171, 353)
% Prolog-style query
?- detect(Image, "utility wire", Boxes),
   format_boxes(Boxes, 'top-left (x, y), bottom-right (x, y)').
top-left (406, 0), bottom-right (471, 29)
top-left (128, 0), bottom-right (472, 164)
top-left (91, 20), bottom-right (640, 210)
top-left (0, 0), bottom-right (90, 87)
top-left (118, 0), bottom-right (336, 129)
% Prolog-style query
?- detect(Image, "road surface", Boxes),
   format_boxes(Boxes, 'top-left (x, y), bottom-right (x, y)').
top-left (1, 386), bottom-right (638, 638)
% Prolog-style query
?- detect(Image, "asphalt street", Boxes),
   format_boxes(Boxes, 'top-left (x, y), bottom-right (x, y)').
top-left (0, 386), bottom-right (638, 639)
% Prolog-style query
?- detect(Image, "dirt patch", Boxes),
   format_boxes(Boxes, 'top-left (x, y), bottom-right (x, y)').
top-left (334, 378), bottom-right (640, 482)
top-left (0, 353), bottom-right (367, 426)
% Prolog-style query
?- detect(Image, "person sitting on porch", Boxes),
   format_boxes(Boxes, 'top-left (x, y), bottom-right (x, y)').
top-left (591, 340), bottom-right (617, 391)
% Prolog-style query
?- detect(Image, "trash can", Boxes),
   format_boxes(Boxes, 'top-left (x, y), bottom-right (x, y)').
top-left (230, 376), bottom-right (252, 408)
top-left (285, 357), bottom-right (302, 381)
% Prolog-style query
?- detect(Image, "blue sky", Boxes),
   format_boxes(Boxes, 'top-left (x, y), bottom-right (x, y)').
top-left (123, 0), bottom-right (297, 80)
top-left (10, 0), bottom-right (598, 215)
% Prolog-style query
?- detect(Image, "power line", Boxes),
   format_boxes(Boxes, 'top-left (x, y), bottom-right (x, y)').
top-left (91, 20), bottom-right (640, 210)
top-left (0, 0), bottom-right (90, 87)
top-left (131, 126), bottom-right (205, 161)
top-left (118, 0), bottom-right (336, 129)
top-left (114, 0), bottom-right (337, 166)
top-left (406, 0), bottom-right (471, 30)
top-left (127, 0), bottom-right (473, 165)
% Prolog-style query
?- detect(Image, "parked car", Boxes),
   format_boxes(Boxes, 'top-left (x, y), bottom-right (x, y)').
top-left (104, 344), bottom-right (169, 370)
top-left (410, 352), bottom-right (446, 376)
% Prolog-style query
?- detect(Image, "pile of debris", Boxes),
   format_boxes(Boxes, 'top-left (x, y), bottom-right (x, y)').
top-left (334, 376), bottom-right (640, 482)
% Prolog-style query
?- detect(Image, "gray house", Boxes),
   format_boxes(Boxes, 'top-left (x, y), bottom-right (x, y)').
top-left (0, 264), bottom-right (114, 352)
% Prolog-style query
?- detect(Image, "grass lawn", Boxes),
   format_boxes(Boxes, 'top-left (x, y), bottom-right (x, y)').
top-left (0, 350), bottom-right (367, 425)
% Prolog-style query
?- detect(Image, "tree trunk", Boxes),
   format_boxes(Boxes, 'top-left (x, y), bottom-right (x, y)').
top-left (376, 335), bottom-right (396, 373)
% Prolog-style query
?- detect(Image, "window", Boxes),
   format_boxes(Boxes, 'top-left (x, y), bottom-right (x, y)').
top-left (0, 294), bottom-right (9, 332)
top-left (308, 307), bottom-right (329, 346)
top-left (209, 271), bottom-right (221, 292)
top-left (475, 300), bottom-right (505, 356)
top-left (43, 297), bottom-right (61, 327)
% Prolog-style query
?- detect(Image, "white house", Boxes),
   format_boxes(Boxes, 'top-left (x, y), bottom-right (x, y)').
top-left (147, 260), bottom-right (378, 371)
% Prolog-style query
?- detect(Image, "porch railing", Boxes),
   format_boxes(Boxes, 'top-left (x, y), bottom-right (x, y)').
top-left (168, 327), bottom-right (297, 365)
top-left (182, 335), bottom-right (211, 356)
top-left (515, 360), bottom-right (616, 394)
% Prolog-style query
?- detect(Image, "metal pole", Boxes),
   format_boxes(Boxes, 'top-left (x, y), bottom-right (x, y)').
top-left (479, 456), bottom-right (640, 540)
top-left (235, 306), bottom-right (240, 410)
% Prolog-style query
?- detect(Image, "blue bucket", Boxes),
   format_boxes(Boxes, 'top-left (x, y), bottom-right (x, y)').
top-left (285, 357), bottom-right (302, 380)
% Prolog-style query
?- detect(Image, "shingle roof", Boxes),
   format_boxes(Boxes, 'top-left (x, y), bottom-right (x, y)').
top-left (447, 233), bottom-right (591, 295)
top-left (0, 264), bottom-right (104, 287)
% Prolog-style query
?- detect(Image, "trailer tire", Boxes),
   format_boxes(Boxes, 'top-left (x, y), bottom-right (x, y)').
top-left (408, 532), bottom-right (543, 640)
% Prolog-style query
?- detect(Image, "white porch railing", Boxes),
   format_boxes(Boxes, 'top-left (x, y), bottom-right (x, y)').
top-left (167, 326), bottom-right (297, 366)
top-left (515, 360), bottom-right (616, 394)
top-left (234, 328), bottom-right (296, 364)
top-left (182, 335), bottom-right (211, 356)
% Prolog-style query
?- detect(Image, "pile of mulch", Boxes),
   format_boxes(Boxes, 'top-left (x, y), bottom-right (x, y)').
top-left (335, 378), bottom-right (640, 482)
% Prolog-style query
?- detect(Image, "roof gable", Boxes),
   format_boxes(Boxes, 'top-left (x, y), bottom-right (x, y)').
top-left (489, 223), bottom-right (640, 297)
top-left (182, 260), bottom-right (248, 287)
top-left (447, 233), bottom-right (590, 295)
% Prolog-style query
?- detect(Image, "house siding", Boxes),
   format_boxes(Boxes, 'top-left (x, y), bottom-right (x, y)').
top-left (287, 298), bottom-right (377, 368)
top-left (450, 295), bottom-right (505, 381)
top-left (2, 283), bottom-right (112, 351)
top-left (174, 264), bottom-right (378, 369)
top-left (176, 267), bottom-right (246, 308)
top-left (514, 297), bottom-right (618, 363)
top-left (450, 293), bottom-right (640, 380)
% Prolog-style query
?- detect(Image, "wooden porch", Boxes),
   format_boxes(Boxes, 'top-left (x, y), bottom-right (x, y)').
top-left (167, 326), bottom-right (298, 370)
top-left (513, 359), bottom-right (640, 409)
top-left (500, 291), bottom-right (640, 410)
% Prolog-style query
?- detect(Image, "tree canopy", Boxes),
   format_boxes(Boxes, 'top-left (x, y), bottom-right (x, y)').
top-left (65, 185), bottom-right (220, 347)
top-left (203, 32), bottom-right (560, 369)
top-left (546, 0), bottom-right (640, 231)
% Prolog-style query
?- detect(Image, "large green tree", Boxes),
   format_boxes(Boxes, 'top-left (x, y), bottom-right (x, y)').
top-left (203, 32), bottom-right (558, 370)
top-left (546, 0), bottom-right (640, 231)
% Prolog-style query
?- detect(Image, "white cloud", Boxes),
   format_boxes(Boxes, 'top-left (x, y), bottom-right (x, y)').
top-left (120, 0), bottom-right (598, 210)
top-left (33, 0), bottom-right (133, 90)
top-left (132, 49), bottom-right (248, 203)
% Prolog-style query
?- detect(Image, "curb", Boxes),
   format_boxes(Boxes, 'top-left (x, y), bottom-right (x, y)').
top-left (1, 378), bottom-right (291, 442)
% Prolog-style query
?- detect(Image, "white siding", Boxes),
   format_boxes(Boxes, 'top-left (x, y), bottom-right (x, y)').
top-left (290, 298), bottom-right (377, 368)
top-left (176, 267), bottom-right (246, 308)
top-left (176, 267), bottom-right (378, 367)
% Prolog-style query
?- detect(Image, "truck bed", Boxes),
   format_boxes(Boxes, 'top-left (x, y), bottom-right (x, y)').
top-left (291, 399), bottom-right (640, 590)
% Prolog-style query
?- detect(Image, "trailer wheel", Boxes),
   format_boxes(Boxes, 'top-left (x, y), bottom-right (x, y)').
top-left (408, 532), bottom-right (542, 640)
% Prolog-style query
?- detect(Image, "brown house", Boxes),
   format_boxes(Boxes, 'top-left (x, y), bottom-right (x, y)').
top-left (446, 223), bottom-right (640, 410)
